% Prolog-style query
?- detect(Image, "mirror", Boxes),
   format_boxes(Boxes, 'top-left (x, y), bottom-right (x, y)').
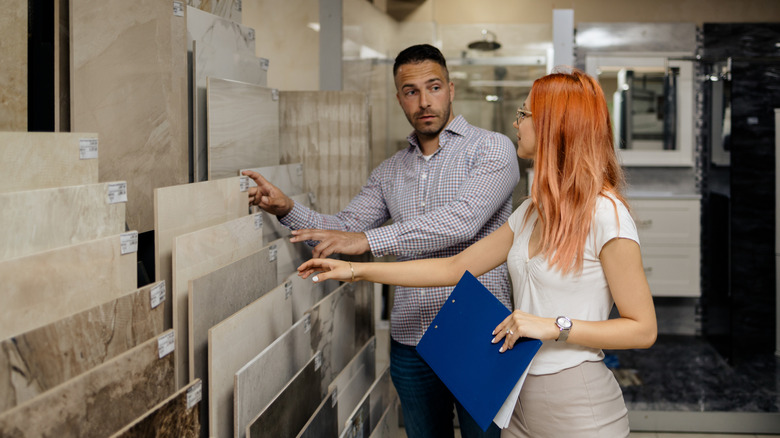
top-left (586, 55), bottom-right (694, 167)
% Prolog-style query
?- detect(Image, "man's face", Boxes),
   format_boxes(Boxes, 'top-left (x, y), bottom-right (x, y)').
top-left (394, 60), bottom-right (455, 141)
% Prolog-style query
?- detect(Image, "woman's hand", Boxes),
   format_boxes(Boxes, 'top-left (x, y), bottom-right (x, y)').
top-left (298, 258), bottom-right (355, 283)
top-left (491, 310), bottom-right (559, 353)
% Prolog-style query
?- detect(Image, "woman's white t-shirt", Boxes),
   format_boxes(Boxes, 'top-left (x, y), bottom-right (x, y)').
top-left (506, 195), bottom-right (639, 375)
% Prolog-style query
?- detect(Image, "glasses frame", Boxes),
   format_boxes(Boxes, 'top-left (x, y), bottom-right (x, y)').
top-left (516, 108), bottom-right (532, 124)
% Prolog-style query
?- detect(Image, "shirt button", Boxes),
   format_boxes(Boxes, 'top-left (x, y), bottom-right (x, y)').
top-left (421, 173), bottom-right (427, 179)
top-left (420, 202), bottom-right (426, 207)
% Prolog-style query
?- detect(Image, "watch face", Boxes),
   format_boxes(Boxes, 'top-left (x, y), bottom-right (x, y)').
top-left (557, 316), bottom-right (572, 329)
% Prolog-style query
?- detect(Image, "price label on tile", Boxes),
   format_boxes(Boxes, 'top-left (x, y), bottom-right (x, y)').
top-left (271, 89), bottom-right (279, 101)
top-left (307, 192), bottom-right (317, 206)
top-left (370, 337), bottom-right (376, 352)
top-left (120, 231), bottom-right (139, 255)
top-left (254, 213), bottom-right (263, 230)
top-left (157, 331), bottom-right (175, 359)
top-left (304, 314), bottom-right (311, 334)
top-left (187, 380), bottom-right (202, 409)
top-left (79, 138), bottom-right (98, 159)
top-left (269, 244), bottom-right (278, 262)
top-left (172, 1), bottom-right (184, 16)
top-left (260, 58), bottom-right (269, 71)
top-left (248, 29), bottom-right (255, 41)
top-left (107, 182), bottom-right (127, 204)
top-left (151, 281), bottom-right (166, 309)
top-left (284, 281), bottom-right (293, 300)
top-left (240, 176), bottom-right (249, 192)
top-left (331, 390), bottom-right (338, 408)
top-left (314, 350), bottom-right (322, 371)
top-left (295, 164), bottom-right (303, 176)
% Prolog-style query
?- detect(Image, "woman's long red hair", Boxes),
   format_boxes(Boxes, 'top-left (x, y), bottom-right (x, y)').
top-left (525, 68), bottom-right (627, 274)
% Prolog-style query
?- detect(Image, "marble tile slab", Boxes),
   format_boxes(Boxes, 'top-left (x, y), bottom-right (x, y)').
top-left (0, 182), bottom-right (126, 261)
top-left (263, 192), bottom-right (312, 244)
top-left (295, 388), bottom-right (338, 438)
top-left (367, 395), bottom-right (398, 438)
top-left (155, 176), bottom-right (248, 329)
top-left (341, 367), bottom-right (392, 438)
top-left (0, 233), bottom-right (137, 341)
top-left (186, 0), bottom-right (241, 23)
top-left (71, 0), bottom-right (189, 233)
top-left (110, 378), bottom-right (201, 438)
top-left (208, 280), bottom-right (293, 438)
top-left (187, 6), bottom-right (265, 182)
top-left (172, 212), bottom-right (264, 388)
top-left (0, 329), bottom-right (176, 437)
top-left (287, 272), bottom-right (339, 322)
top-left (0, 281), bottom-right (165, 413)
top-left (329, 338), bottom-right (377, 436)
top-left (234, 317), bottom-right (312, 438)
top-left (241, 163), bottom-right (304, 194)
top-left (308, 284), bottom-right (357, 392)
top-left (279, 91), bottom-right (369, 215)
top-left (0, 0), bottom-right (27, 131)
top-left (206, 77), bottom-right (280, 180)
top-left (0, 132), bottom-right (98, 193)
top-left (246, 355), bottom-right (324, 438)
top-left (188, 246), bottom-right (277, 434)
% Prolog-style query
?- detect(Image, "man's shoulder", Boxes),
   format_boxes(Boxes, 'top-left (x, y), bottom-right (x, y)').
top-left (451, 116), bottom-right (514, 148)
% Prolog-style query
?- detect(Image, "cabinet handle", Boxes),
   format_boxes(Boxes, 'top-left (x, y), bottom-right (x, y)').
top-left (636, 219), bottom-right (653, 228)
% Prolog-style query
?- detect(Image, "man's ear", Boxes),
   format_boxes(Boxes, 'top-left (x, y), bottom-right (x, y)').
top-left (449, 81), bottom-right (455, 102)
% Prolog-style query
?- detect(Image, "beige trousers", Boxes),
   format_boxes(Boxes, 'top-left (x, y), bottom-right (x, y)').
top-left (502, 360), bottom-right (629, 438)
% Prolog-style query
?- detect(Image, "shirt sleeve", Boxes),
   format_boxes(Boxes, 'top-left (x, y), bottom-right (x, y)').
top-left (364, 133), bottom-right (520, 257)
top-left (592, 196), bottom-right (640, 256)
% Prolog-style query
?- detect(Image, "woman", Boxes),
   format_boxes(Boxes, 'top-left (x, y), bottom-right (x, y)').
top-left (298, 68), bottom-right (657, 437)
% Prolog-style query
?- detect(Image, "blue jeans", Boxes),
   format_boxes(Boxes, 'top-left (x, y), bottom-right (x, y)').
top-left (390, 338), bottom-right (501, 438)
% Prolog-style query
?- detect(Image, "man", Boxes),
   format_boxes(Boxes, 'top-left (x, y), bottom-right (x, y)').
top-left (243, 44), bottom-right (518, 438)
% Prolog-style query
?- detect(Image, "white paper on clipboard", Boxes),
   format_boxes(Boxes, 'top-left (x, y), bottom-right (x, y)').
top-left (493, 359), bottom-right (534, 429)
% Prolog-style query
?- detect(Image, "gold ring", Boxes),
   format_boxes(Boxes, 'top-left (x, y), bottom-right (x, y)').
top-left (506, 329), bottom-right (513, 335)
top-left (348, 261), bottom-right (354, 282)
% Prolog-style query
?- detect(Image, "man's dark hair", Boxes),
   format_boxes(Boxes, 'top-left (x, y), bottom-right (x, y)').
top-left (393, 44), bottom-right (448, 79)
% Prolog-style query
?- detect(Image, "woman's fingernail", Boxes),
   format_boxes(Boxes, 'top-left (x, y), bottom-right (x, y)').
top-left (312, 276), bottom-right (319, 282)
top-left (491, 337), bottom-right (496, 343)
top-left (491, 330), bottom-right (496, 335)
top-left (499, 346), bottom-right (505, 353)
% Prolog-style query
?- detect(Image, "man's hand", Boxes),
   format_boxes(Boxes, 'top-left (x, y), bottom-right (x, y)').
top-left (242, 170), bottom-right (294, 216)
top-left (290, 229), bottom-right (370, 258)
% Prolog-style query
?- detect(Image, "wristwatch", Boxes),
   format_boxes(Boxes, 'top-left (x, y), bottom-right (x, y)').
top-left (555, 316), bottom-right (572, 342)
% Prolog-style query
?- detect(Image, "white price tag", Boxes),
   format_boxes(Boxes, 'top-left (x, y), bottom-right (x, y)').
top-left (314, 350), bottom-right (322, 371)
top-left (240, 176), bottom-right (249, 192)
top-left (307, 192), bottom-right (317, 206)
top-left (269, 244), bottom-right (278, 262)
top-left (187, 381), bottom-right (203, 409)
top-left (370, 337), bottom-right (376, 352)
top-left (304, 314), bottom-right (311, 334)
top-left (331, 390), bottom-right (338, 408)
top-left (235, 0), bottom-right (242, 12)
top-left (254, 213), bottom-right (263, 230)
top-left (157, 331), bottom-right (175, 359)
top-left (284, 281), bottom-right (293, 300)
top-left (79, 138), bottom-right (98, 159)
top-left (248, 29), bottom-right (255, 41)
top-left (295, 164), bottom-right (303, 176)
top-left (151, 282), bottom-right (166, 309)
top-left (172, 1), bottom-right (184, 16)
top-left (107, 182), bottom-right (128, 204)
top-left (260, 58), bottom-right (270, 71)
top-left (120, 232), bottom-right (138, 255)
top-left (271, 89), bottom-right (279, 101)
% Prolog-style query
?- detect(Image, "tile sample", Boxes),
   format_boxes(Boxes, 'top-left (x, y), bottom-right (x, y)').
top-left (0, 329), bottom-right (176, 437)
top-left (0, 182), bottom-right (126, 261)
top-left (110, 379), bottom-right (201, 438)
top-left (270, 236), bottom-right (313, 281)
top-left (241, 163), bottom-right (304, 195)
top-left (287, 272), bottom-right (339, 322)
top-left (295, 388), bottom-right (338, 438)
top-left (0, 0), bottom-right (27, 131)
top-left (234, 317), bottom-right (312, 438)
top-left (246, 355), bottom-right (324, 438)
top-left (263, 192), bottom-right (312, 244)
top-left (206, 77), bottom-right (280, 180)
top-left (172, 212), bottom-right (264, 388)
top-left (279, 91), bottom-right (369, 215)
top-left (208, 280), bottom-right (293, 438)
top-left (188, 6), bottom-right (266, 181)
top-left (367, 395), bottom-right (398, 438)
top-left (0, 281), bottom-right (165, 412)
top-left (71, 0), bottom-right (189, 233)
top-left (329, 338), bottom-right (377, 435)
top-left (186, 0), bottom-right (241, 25)
top-left (188, 246), bottom-right (277, 434)
top-left (0, 233), bottom-right (137, 340)
top-left (309, 283), bottom-right (358, 391)
top-left (0, 132), bottom-right (98, 193)
top-left (155, 176), bottom-right (248, 329)
top-left (341, 367), bottom-right (392, 438)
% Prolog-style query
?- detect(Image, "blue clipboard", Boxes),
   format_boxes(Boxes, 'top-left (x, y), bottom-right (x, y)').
top-left (416, 271), bottom-right (542, 431)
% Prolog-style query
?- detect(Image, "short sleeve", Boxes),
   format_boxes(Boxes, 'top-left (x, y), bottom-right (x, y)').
top-left (592, 196), bottom-right (639, 256)
top-left (507, 199), bottom-right (532, 233)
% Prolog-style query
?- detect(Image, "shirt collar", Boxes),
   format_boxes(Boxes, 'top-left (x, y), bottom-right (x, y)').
top-left (406, 114), bottom-right (467, 154)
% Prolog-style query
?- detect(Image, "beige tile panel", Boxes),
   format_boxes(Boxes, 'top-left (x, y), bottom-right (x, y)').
top-left (206, 77), bottom-right (280, 180)
top-left (155, 176), bottom-right (248, 330)
top-left (0, 281), bottom-right (165, 413)
top-left (330, 337), bottom-right (377, 436)
top-left (0, 0), bottom-right (27, 131)
top-left (0, 132), bottom-right (98, 193)
top-left (0, 233), bottom-right (137, 341)
top-left (0, 182), bottom-right (126, 262)
top-left (367, 394), bottom-right (399, 438)
top-left (0, 329), bottom-right (176, 437)
top-left (70, 0), bottom-right (188, 232)
top-left (208, 281), bottom-right (293, 438)
top-left (171, 212), bottom-right (264, 388)
top-left (109, 378), bottom-right (201, 438)
top-left (240, 163), bottom-right (304, 195)
top-left (262, 192), bottom-right (312, 244)
top-left (279, 91), bottom-right (369, 215)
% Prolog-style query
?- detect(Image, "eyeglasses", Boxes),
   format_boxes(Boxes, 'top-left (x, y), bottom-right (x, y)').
top-left (516, 108), bottom-right (532, 124)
